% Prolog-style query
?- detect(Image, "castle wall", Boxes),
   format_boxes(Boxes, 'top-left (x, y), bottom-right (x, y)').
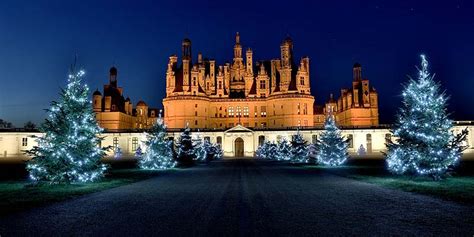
top-left (2, 124), bottom-right (474, 160)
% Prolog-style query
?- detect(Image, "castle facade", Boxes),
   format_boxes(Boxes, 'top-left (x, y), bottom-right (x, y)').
top-left (163, 33), bottom-right (378, 130)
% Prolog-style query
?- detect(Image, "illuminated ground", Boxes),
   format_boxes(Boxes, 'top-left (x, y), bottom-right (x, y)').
top-left (0, 159), bottom-right (473, 236)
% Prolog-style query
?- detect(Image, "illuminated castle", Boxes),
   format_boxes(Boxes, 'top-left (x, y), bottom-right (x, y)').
top-left (92, 67), bottom-right (159, 131)
top-left (163, 33), bottom-right (379, 129)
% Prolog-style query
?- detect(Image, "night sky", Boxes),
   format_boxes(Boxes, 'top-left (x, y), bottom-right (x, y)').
top-left (1, 0), bottom-right (473, 126)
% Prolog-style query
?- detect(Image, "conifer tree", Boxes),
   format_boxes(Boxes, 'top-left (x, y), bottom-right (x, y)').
top-left (193, 135), bottom-right (206, 161)
top-left (277, 139), bottom-right (292, 161)
top-left (291, 131), bottom-right (308, 163)
top-left (386, 55), bottom-right (468, 180)
top-left (27, 67), bottom-right (107, 184)
top-left (316, 116), bottom-right (349, 166)
top-left (139, 117), bottom-right (176, 170)
top-left (256, 141), bottom-right (278, 159)
top-left (176, 125), bottom-right (195, 166)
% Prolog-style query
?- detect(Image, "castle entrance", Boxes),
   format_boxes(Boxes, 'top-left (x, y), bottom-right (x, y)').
top-left (234, 137), bottom-right (244, 157)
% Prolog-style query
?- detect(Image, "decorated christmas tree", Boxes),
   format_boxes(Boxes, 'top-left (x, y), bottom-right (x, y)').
top-left (176, 125), bottom-right (196, 166)
top-left (256, 141), bottom-right (278, 160)
top-left (139, 117), bottom-right (176, 170)
top-left (316, 115), bottom-right (349, 166)
top-left (290, 131), bottom-right (308, 163)
top-left (26, 66), bottom-right (107, 184)
top-left (193, 135), bottom-right (206, 161)
top-left (277, 139), bottom-right (292, 161)
top-left (357, 144), bottom-right (367, 156)
top-left (135, 146), bottom-right (143, 158)
top-left (386, 55), bottom-right (468, 180)
top-left (212, 143), bottom-right (224, 160)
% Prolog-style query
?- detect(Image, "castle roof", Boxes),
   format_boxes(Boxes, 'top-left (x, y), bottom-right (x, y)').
top-left (137, 100), bottom-right (147, 106)
top-left (93, 89), bottom-right (102, 96)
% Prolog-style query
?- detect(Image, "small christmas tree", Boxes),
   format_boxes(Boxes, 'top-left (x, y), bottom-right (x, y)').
top-left (256, 142), bottom-right (269, 159)
top-left (277, 139), bottom-right (292, 161)
top-left (26, 66), bottom-right (107, 184)
top-left (139, 117), bottom-right (176, 170)
top-left (213, 143), bottom-right (223, 160)
top-left (113, 147), bottom-right (122, 159)
top-left (176, 125), bottom-right (195, 166)
top-left (386, 55), bottom-right (468, 180)
top-left (193, 135), bottom-right (206, 161)
top-left (316, 115), bottom-right (349, 166)
top-left (135, 146), bottom-right (143, 158)
top-left (357, 144), bottom-right (367, 156)
top-left (256, 141), bottom-right (278, 160)
top-left (291, 131), bottom-right (308, 163)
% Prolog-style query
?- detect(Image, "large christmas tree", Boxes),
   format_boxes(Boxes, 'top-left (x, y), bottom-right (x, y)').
top-left (27, 67), bottom-right (108, 184)
top-left (291, 131), bottom-right (308, 163)
top-left (386, 55), bottom-right (468, 180)
top-left (139, 117), bottom-right (176, 170)
top-left (316, 115), bottom-right (349, 166)
top-left (176, 125), bottom-right (196, 166)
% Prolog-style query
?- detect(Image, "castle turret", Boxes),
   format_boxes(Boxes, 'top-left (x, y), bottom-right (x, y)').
top-left (109, 66), bottom-right (118, 88)
top-left (246, 48), bottom-right (253, 74)
top-left (104, 96), bottom-right (112, 112)
top-left (234, 32), bottom-right (242, 60)
top-left (279, 37), bottom-right (293, 92)
top-left (182, 39), bottom-right (192, 93)
top-left (353, 63), bottom-right (362, 81)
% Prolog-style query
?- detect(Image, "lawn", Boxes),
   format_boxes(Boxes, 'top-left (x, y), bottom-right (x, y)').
top-left (311, 160), bottom-right (474, 204)
top-left (0, 168), bottom-right (173, 216)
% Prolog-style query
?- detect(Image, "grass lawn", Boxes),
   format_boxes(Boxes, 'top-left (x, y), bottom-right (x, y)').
top-left (310, 162), bottom-right (474, 204)
top-left (0, 168), bottom-right (173, 216)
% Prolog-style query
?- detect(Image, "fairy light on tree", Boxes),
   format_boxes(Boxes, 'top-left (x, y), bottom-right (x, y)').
top-left (290, 130), bottom-right (309, 163)
top-left (139, 115), bottom-right (176, 170)
top-left (26, 65), bottom-right (108, 184)
top-left (316, 115), bottom-right (349, 166)
top-left (385, 55), bottom-right (468, 180)
top-left (176, 124), bottom-right (196, 166)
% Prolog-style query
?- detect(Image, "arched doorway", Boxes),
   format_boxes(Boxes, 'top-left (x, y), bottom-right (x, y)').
top-left (234, 137), bottom-right (244, 157)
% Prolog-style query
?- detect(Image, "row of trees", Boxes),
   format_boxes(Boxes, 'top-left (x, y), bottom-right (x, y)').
top-left (0, 119), bottom-right (36, 129)
top-left (138, 121), bottom-right (223, 169)
top-left (257, 55), bottom-right (468, 180)
top-left (256, 115), bottom-right (349, 166)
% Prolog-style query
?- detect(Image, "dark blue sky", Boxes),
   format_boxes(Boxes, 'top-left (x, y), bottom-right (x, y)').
top-left (1, 0), bottom-right (473, 126)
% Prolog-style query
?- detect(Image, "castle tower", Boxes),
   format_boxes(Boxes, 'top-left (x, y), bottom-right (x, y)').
top-left (353, 62), bottom-right (362, 81)
top-left (109, 66), bottom-right (118, 88)
top-left (234, 32), bottom-right (242, 61)
top-left (279, 37), bottom-right (293, 92)
top-left (166, 55), bottom-right (178, 96)
top-left (182, 38), bottom-right (192, 93)
top-left (246, 48), bottom-right (253, 74)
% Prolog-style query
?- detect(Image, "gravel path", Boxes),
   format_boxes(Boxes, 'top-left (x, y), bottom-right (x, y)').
top-left (0, 159), bottom-right (473, 236)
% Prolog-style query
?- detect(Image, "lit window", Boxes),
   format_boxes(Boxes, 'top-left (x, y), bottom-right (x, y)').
top-left (243, 106), bottom-right (249, 117)
top-left (132, 137), bottom-right (139, 151)
top-left (229, 107), bottom-right (234, 117)
top-left (347, 134), bottom-right (354, 148)
top-left (113, 137), bottom-right (119, 148)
